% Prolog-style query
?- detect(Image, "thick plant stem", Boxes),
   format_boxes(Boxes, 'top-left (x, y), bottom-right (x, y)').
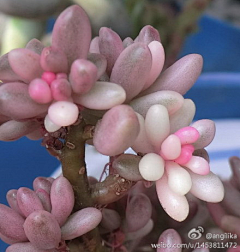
top-left (60, 118), bottom-right (106, 252)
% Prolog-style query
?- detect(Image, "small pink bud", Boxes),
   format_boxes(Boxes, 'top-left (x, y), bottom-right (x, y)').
top-left (174, 126), bottom-right (200, 144)
top-left (41, 71), bottom-right (56, 85)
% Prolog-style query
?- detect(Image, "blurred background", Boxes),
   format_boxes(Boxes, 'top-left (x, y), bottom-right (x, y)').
top-left (0, 0), bottom-right (240, 250)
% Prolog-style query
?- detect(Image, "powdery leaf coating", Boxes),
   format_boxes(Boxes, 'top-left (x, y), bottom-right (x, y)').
top-left (139, 153), bottom-right (164, 181)
top-left (130, 90), bottom-right (184, 118)
top-left (160, 134), bottom-right (181, 160)
top-left (99, 27), bottom-right (124, 75)
top-left (110, 42), bottom-right (152, 102)
top-left (189, 171), bottom-right (224, 202)
top-left (0, 82), bottom-right (49, 120)
top-left (125, 219), bottom-right (153, 241)
top-left (0, 53), bottom-right (21, 83)
top-left (156, 175), bottom-right (189, 222)
top-left (6, 242), bottom-right (58, 252)
top-left (125, 193), bottom-right (152, 232)
top-left (141, 54), bottom-right (203, 96)
top-left (40, 46), bottom-right (68, 73)
top-left (69, 59), bottom-right (98, 94)
top-left (135, 25), bottom-right (161, 45)
top-left (144, 41), bottom-right (165, 90)
top-left (169, 99), bottom-right (196, 133)
top-left (24, 210), bottom-right (61, 250)
top-left (50, 78), bottom-right (72, 101)
top-left (145, 104), bottom-right (170, 151)
top-left (33, 177), bottom-right (52, 194)
top-left (87, 53), bottom-right (107, 79)
top-left (25, 39), bottom-right (44, 55)
top-left (52, 5), bottom-right (91, 67)
top-left (131, 113), bottom-right (155, 154)
top-left (17, 187), bottom-right (44, 217)
top-left (93, 105), bottom-right (140, 156)
top-left (101, 208), bottom-right (121, 232)
top-left (50, 176), bottom-right (74, 226)
top-left (112, 154), bottom-right (143, 181)
top-left (61, 207), bottom-right (102, 240)
top-left (157, 229), bottom-right (182, 252)
top-left (48, 101), bottom-right (79, 127)
top-left (192, 119), bottom-right (216, 149)
top-left (29, 79), bottom-right (52, 104)
top-left (73, 81), bottom-right (126, 110)
top-left (0, 204), bottom-right (27, 244)
top-left (8, 48), bottom-right (43, 82)
top-left (0, 120), bottom-right (40, 141)
top-left (165, 161), bottom-right (192, 195)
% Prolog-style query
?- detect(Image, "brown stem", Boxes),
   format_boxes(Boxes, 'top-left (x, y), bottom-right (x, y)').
top-left (91, 174), bottom-right (135, 205)
top-left (60, 119), bottom-right (106, 252)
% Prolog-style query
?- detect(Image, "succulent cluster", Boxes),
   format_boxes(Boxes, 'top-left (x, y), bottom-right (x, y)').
top-left (0, 3), bottom-right (227, 252)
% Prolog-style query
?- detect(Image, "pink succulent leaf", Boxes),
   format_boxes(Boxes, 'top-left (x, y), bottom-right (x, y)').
top-left (130, 90), bottom-right (184, 118)
top-left (8, 48), bottom-right (43, 82)
top-left (87, 53), bottom-right (107, 79)
top-left (0, 53), bottom-right (22, 83)
top-left (110, 42), bottom-right (152, 102)
top-left (50, 78), bottom-right (72, 101)
top-left (25, 39), bottom-right (44, 55)
top-left (17, 187), bottom-right (44, 217)
top-left (40, 46), bottom-right (68, 73)
top-left (100, 208), bottom-right (121, 232)
top-left (52, 5), bottom-right (92, 67)
top-left (6, 242), bottom-right (58, 252)
top-left (157, 229), bottom-right (182, 252)
top-left (0, 82), bottom-right (49, 120)
top-left (140, 54), bottom-right (203, 96)
top-left (134, 25), bottom-right (161, 45)
top-left (0, 120), bottom-right (40, 141)
top-left (36, 189), bottom-right (52, 212)
top-left (50, 176), bottom-right (74, 226)
top-left (99, 27), bottom-right (124, 75)
top-left (123, 37), bottom-right (134, 48)
top-left (89, 37), bottom-right (100, 54)
top-left (23, 210), bottom-right (61, 250)
top-left (0, 204), bottom-right (28, 244)
top-left (61, 207), bottom-right (102, 240)
top-left (6, 189), bottom-right (24, 216)
top-left (93, 105), bottom-right (140, 156)
top-left (33, 177), bottom-right (53, 194)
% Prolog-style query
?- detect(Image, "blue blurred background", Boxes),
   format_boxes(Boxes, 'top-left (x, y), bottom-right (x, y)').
top-left (0, 12), bottom-right (240, 251)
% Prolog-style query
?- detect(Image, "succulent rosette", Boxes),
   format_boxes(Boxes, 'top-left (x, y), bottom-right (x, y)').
top-left (0, 176), bottom-right (102, 252)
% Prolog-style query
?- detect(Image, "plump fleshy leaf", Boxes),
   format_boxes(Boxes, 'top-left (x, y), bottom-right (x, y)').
top-left (93, 105), bottom-right (140, 156)
top-left (52, 5), bottom-right (91, 67)
top-left (24, 210), bottom-right (61, 250)
top-left (99, 27), bottom-right (124, 75)
top-left (40, 46), bottom-right (68, 73)
top-left (135, 25), bottom-right (161, 45)
top-left (189, 171), bottom-right (224, 202)
top-left (160, 134), bottom-right (181, 160)
top-left (130, 90), bottom-right (184, 118)
top-left (6, 189), bottom-right (23, 216)
top-left (131, 113), bottom-right (155, 154)
top-left (6, 242), bottom-right (58, 252)
top-left (0, 120), bottom-right (40, 141)
top-left (73, 81), bottom-right (126, 110)
top-left (17, 187), bottom-right (44, 217)
top-left (192, 119), bottom-right (216, 149)
top-left (123, 37), bottom-right (134, 48)
top-left (140, 54), bottom-right (203, 96)
top-left (33, 177), bottom-right (52, 194)
top-left (0, 82), bottom-right (49, 120)
top-left (145, 104), bottom-right (170, 151)
top-left (184, 156), bottom-right (210, 175)
top-left (8, 48), bottom-right (43, 82)
top-left (35, 189), bottom-right (52, 212)
top-left (100, 208), bottom-right (121, 232)
top-left (61, 207), bottom-right (102, 240)
top-left (112, 154), bottom-right (143, 181)
top-left (50, 176), bottom-right (74, 226)
top-left (156, 175), bottom-right (189, 222)
top-left (89, 37), bottom-right (100, 53)
top-left (169, 99), bottom-right (196, 133)
top-left (51, 78), bottom-right (72, 101)
top-left (87, 53), bottom-right (107, 79)
top-left (25, 39), bottom-right (44, 54)
top-left (110, 42), bottom-right (152, 102)
top-left (157, 229), bottom-right (182, 252)
top-left (69, 59), bottom-right (98, 94)
top-left (0, 204), bottom-right (27, 244)
top-left (125, 193), bottom-right (152, 232)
